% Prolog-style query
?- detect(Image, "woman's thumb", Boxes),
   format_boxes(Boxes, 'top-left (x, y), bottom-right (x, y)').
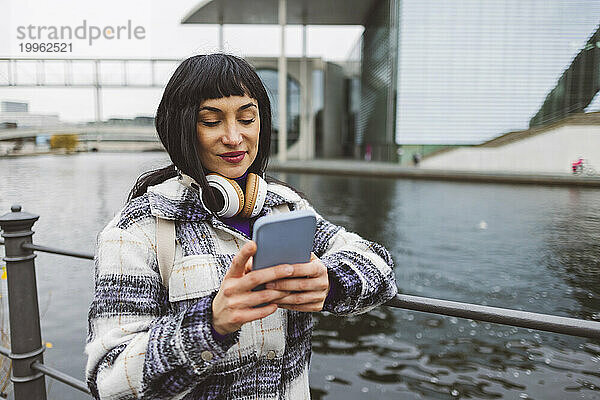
top-left (227, 241), bottom-right (256, 278)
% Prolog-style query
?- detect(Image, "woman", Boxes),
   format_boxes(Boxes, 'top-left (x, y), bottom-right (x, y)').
top-left (85, 53), bottom-right (398, 399)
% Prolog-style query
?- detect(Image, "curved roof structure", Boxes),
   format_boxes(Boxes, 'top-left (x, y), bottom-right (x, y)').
top-left (181, 0), bottom-right (379, 25)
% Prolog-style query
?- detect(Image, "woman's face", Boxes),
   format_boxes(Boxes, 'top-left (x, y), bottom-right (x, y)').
top-left (196, 94), bottom-right (260, 179)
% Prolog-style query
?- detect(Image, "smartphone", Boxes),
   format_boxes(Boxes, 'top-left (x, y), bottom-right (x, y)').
top-left (252, 210), bottom-right (317, 291)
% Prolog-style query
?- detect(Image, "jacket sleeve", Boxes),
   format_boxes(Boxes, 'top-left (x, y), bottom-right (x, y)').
top-left (295, 199), bottom-right (398, 316)
top-left (85, 215), bottom-right (239, 399)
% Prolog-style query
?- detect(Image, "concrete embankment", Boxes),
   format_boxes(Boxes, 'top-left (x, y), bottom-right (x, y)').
top-left (267, 159), bottom-right (600, 188)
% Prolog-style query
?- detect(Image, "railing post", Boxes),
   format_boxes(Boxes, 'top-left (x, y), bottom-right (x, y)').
top-left (0, 205), bottom-right (47, 400)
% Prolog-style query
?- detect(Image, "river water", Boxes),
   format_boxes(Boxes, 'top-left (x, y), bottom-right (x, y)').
top-left (0, 152), bottom-right (598, 399)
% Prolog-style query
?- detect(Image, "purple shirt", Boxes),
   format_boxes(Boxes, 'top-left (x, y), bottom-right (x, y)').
top-left (220, 171), bottom-right (252, 238)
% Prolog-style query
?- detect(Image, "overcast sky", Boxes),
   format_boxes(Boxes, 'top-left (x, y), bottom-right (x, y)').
top-left (0, 0), bottom-right (363, 122)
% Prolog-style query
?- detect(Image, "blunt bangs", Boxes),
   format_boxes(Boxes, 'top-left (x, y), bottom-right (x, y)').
top-left (176, 55), bottom-right (265, 107)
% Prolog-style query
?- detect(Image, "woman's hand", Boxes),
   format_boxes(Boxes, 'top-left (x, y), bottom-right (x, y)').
top-left (212, 241), bottom-right (294, 335)
top-left (266, 253), bottom-right (330, 312)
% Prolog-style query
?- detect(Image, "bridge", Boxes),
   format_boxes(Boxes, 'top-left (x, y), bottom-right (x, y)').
top-left (0, 124), bottom-right (162, 153)
top-left (0, 58), bottom-right (180, 123)
top-left (0, 124), bottom-right (158, 141)
top-left (0, 58), bottom-right (169, 152)
top-left (0, 57), bottom-right (307, 159)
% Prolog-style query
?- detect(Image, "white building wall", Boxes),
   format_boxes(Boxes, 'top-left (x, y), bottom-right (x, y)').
top-left (420, 124), bottom-right (600, 174)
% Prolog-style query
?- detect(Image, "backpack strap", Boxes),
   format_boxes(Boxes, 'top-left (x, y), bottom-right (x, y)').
top-left (156, 217), bottom-right (175, 288)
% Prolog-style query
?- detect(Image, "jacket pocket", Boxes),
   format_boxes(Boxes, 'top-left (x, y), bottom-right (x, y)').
top-left (168, 254), bottom-right (221, 302)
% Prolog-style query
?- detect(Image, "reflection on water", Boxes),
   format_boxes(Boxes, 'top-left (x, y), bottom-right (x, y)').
top-left (282, 174), bottom-right (600, 399)
top-left (540, 191), bottom-right (600, 321)
top-left (0, 153), bottom-right (598, 400)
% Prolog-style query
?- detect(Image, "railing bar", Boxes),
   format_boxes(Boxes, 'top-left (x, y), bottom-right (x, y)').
top-left (30, 362), bottom-right (91, 395)
top-left (0, 346), bottom-right (9, 358)
top-left (21, 243), bottom-right (93, 260)
top-left (386, 294), bottom-right (600, 339)
top-left (6, 235), bottom-right (600, 339)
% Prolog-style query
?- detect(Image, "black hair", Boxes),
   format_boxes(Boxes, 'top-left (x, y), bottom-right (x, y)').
top-left (127, 53), bottom-right (273, 212)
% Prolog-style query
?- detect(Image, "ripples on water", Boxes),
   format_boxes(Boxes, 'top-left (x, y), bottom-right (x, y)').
top-left (0, 153), bottom-right (598, 399)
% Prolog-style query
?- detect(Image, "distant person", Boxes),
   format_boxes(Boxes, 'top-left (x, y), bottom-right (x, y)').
top-left (412, 152), bottom-right (422, 167)
top-left (85, 53), bottom-right (397, 399)
top-left (365, 143), bottom-right (372, 161)
top-left (572, 158), bottom-right (584, 174)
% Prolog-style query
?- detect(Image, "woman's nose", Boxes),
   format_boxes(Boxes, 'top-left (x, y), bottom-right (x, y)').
top-left (221, 123), bottom-right (242, 146)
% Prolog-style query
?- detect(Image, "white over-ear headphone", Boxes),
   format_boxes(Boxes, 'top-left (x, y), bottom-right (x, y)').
top-left (177, 169), bottom-right (267, 219)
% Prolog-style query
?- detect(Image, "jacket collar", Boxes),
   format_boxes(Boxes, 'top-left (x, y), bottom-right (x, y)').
top-left (147, 177), bottom-right (299, 221)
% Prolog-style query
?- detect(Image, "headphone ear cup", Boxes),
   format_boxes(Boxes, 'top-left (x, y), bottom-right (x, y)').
top-left (252, 175), bottom-right (267, 218)
top-left (241, 173), bottom-right (267, 218)
top-left (206, 174), bottom-right (245, 218)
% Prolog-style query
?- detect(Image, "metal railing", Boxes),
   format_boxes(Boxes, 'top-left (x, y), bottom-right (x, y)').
top-left (0, 205), bottom-right (599, 399)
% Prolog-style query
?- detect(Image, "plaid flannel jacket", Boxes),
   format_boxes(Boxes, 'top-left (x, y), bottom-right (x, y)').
top-left (85, 177), bottom-right (398, 399)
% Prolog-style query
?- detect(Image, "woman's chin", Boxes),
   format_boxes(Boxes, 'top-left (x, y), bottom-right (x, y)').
top-left (215, 164), bottom-right (248, 179)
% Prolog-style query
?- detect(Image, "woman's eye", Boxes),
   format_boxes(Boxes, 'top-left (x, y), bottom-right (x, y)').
top-left (201, 121), bottom-right (220, 127)
top-left (240, 119), bottom-right (255, 125)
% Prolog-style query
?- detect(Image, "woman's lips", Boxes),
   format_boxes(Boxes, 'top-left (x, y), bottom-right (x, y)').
top-left (219, 151), bottom-right (246, 164)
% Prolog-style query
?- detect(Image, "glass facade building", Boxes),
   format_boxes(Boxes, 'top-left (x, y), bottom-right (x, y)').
top-left (356, 0), bottom-right (600, 160)
top-left (356, 0), bottom-right (399, 161)
top-left (256, 69), bottom-right (302, 153)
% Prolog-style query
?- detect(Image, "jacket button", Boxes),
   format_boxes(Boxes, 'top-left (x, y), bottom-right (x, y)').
top-left (266, 350), bottom-right (276, 360)
top-left (201, 351), bottom-right (214, 361)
